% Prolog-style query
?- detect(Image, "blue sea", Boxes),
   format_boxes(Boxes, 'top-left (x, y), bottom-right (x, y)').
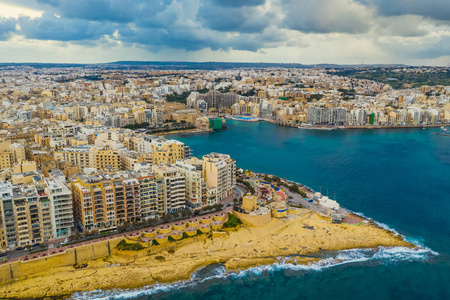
top-left (75, 120), bottom-right (450, 300)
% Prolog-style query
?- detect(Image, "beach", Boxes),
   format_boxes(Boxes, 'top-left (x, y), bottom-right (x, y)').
top-left (0, 210), bottom-right (413, 299)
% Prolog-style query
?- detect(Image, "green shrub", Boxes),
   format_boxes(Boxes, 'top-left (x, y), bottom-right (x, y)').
top-left (115, 239), bottom-right (144, 251)
top-left (223, 213), bottom-right (243, 229)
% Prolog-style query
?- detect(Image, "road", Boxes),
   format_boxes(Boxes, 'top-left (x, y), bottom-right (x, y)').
top-left (235, 185), bottom-right (247, 199)
top-left (281, 187), bottom-right (349, 215)
top-left (281, 187), bottom-right (329, 215)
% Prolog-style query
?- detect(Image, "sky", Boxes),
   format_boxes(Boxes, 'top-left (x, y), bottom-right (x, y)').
top-left (0, 0), bottom-right (449, 65)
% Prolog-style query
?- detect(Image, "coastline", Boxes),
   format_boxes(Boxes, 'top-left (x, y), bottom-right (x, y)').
top-left (0, 211), bottom-right (416, 299)
top-left (214, 116), bottom-right (450, 131)
top-left (155, 128), bottom-right (212, 137)
top-left (159, 118), bottom-right (448, 139)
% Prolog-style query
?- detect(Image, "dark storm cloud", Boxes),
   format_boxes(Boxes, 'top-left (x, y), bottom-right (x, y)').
top-left (18, 12), bottom-right (116, 41)
top-left (198, 0), bottom-right (270, 33)
top-left (0, 17), bottom-right (16, 40)
top-left (35, 0), bottom-right (170, 23)
top-left (1, 0), bottom-right (449, 62)
top-left (357, 0), bottom-right (450, 21)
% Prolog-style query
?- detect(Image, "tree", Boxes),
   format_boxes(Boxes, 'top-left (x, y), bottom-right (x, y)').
top-left (166, 91), bottom-right (191, 104)
top-left (161, 214), bottom-right (172, 224)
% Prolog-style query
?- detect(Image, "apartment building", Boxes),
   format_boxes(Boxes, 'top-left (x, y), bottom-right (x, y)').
top-left (202, 153), bottom-right (236, 203)
top-left (71, 174), bottom-right (126, 233)
top-left (0, 182), bottom-right (54, 249)
top-left (135, 173), bottom-right (162, 218)
top-left (151, 138), bottom-right (188, 165)
top-left (0, 152), bottom-right (12, 170)
top-left (55, 145), bottom-right (122, 171)
top-left (44, 177), bottom-right (73, 238)
top-left (152, 165), bottom-right (186, 213)
top-left (174, 157), bottom-right (207, 208)
top-left (95, 147), bottom-right (120, 171)
top-left (54, 145), bottom-right (93, 168)
top-left (71, 171), bottom-right (165, 233)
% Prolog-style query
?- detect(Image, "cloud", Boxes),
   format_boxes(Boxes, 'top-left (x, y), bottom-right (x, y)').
top-left (282, 0), bottom-right (373, 34)
top-left (198, 0), bottom-right (271, 33)
top-left (377, 35), bottom-right (450, 60)
top-left (375, 15), bottom-right (431, 37)
top-left (208, 0), bottom-right (266, 7)
top-left (357, 0), bottom-right (450, 21)
top-left (0, 17), bottom-right (16, 40)
top-left (0, 0), bottom-right (450, 64)
top-left (33, 0), bottom-right (170, 23)
top-left (18, 12), bottom-right (116, 41)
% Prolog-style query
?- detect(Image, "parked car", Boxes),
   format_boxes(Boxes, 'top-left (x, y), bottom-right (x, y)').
top-left (308, 200), bottom-right (313, 203)
top-left (15, 247), bottom-right (23, 251)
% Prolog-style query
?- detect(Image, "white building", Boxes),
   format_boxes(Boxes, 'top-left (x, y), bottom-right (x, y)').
top-left (175, 157), bottom-right (206, 208)
top-left (45, 177), bottom-right (73, 238)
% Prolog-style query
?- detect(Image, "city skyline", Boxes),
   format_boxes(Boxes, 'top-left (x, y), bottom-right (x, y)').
top-left (0, 0), bottom-right (449, 65)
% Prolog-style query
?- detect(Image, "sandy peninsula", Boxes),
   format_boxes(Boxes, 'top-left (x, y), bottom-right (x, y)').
top-left (0, 210), bottom-right (413, 299)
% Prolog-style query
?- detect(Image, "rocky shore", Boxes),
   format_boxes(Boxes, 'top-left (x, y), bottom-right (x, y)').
top-left (0, 210), bottom-right (414, 299)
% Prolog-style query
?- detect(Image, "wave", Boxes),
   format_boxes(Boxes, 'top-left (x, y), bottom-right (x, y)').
top-left (70, 246), bottom-right (437, 300)
top-left (350, 211), bottom-right (439, 256)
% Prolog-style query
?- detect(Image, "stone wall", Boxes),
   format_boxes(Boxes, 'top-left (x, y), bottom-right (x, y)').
top-left (233, 211), bottom-right (272, 227)
top-left (0, 237), bottom-right (122, 283)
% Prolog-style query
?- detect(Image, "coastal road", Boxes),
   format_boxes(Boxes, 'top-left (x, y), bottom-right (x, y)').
top-left (281, 187), bottom-right (329, 215)
top-left (235, 185), bottom-right (247, 199)
top-left (218, 186), bottom-right (247, 208)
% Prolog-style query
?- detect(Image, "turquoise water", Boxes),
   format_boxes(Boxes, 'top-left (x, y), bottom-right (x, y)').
top-left (77, 120), bottom-right (450, 300)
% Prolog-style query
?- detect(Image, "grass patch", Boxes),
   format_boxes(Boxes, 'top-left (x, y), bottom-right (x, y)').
top-left (155, 256), bottom-right (165, 261)
top-left (152, 239), bottom-right (160, 246)
top-left (196, 229), bottom-right (204, 235)
top-left (115, 239), bottom-right (144, 251)
top-left (223, 213), bottom-right (243, 229)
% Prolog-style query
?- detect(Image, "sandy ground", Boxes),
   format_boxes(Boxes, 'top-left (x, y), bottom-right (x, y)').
top-left (0, 210), bottom-right (412, 299)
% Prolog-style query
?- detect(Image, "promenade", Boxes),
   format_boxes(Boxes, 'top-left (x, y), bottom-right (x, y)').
top-left (4, 206), bottom-right (234, 264)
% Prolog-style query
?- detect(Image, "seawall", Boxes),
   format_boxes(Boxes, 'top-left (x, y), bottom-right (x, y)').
top-left (0, 237), bottom-right (123, 283)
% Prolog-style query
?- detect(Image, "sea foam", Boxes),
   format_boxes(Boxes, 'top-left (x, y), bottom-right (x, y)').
top-left (70, 245), bottom-right (437, 300)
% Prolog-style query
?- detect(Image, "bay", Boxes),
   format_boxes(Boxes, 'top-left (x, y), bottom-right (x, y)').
top-left (90, 120), bottom-right (450, 300)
